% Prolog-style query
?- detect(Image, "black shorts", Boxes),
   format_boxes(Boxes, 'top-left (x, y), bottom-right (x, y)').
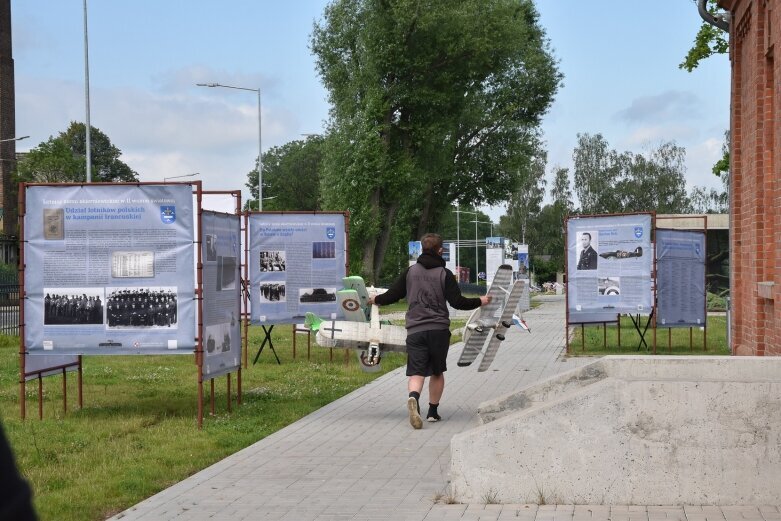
top-left (406, 329), bottom-right (451, 377)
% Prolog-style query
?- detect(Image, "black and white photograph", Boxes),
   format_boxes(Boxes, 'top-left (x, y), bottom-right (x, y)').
top-left (205, 234), bottom-right (218, 262)
top-left (299, 287), bottom-right (337, 303)
top-left (576, 231), bottom-right (599, 270)
top-left (259, 251), bottom-right (286, 272)
top-left (44, 288), bottom-right (105, 325)
top-left (204, 322), bottom-right (232, 355)
top-left (599, 277), bottom-right (621, 296)
top-left (217, 256), bottom-right (237, 291)
top-left (106, 286), bottom-right (178, 328)
top-left (312, 241), bottom-right (336, 259)
top-left (259, 282), bottom-right (286, 302)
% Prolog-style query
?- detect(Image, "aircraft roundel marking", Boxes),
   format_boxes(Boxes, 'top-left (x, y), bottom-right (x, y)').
top-left (342, 298), bottom-right (360, 312)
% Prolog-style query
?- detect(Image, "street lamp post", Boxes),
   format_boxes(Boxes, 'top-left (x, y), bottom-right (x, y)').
top-left (163, 173), bottom-right (199, 182)
top-left (470, 219), bottom-right (493, 284)
top-left (0, 136), bottom-right (29, 143)
top-left (83, 0), bottom-right (92, 182)
top-left (453, 208), bottom-right (478, 282)
top-left (196, 82), bottom-right (262, 209)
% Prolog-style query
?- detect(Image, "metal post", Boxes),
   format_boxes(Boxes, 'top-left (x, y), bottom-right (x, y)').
top-left (83, 0), bottom-right (92, 182)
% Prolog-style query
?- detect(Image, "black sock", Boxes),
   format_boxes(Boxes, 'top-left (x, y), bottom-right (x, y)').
top-left (427, 403), bottom-right (440, 419)
top-left (409, 392), bottom-right (420, 414)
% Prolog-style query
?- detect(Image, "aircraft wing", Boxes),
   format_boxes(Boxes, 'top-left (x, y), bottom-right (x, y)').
top-left (478, 280), bottom-right (526, 372)
top-left (457, 264), bottom-right (514, 367)
top-left (314, 319), bottom-right (408, 353)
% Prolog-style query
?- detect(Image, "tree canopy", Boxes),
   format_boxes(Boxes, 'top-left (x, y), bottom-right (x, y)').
top-left (17, 122), bottom-right (138, 183)
top-left (246, 135), bottom-right (324, 211)
top-left (311, 0), bottom-right (561, 282)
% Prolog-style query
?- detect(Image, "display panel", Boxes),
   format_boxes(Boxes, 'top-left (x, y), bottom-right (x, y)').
top-left (23, 184), bottom-right (196, 354)
top-left (567, 214), bottom-right (653, 318)
top-left (201, 211), bottom-right (242, 378)
top-left (249, 213), bottom-right (347, 324)
top-left (656, 229), bottom-right (707, 328)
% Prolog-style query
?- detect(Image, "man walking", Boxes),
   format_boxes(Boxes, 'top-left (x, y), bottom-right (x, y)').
top-left (369, 233), bottom-right (491, 429)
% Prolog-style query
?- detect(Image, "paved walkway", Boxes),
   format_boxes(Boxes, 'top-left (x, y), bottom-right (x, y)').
top-left (110, 298), bottom-right (780, 521)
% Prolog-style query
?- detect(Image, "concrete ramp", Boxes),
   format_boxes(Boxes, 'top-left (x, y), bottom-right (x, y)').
top-left (450, 356), bottom-right (781, 505)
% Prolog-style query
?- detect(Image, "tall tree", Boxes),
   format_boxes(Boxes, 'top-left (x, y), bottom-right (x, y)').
top-left (311, 0), bottom-right (561, 282)
top-left (572, 133), bottom-right (622, 214)
top-left (550, 166), bottom-right (573, 212)
top-left (246, 135), bottom-right (324, 211)
top-left (17, 122), bottom-right (138, 183)
top-left (617, 142), bottom-right (691, 214)
top-left (501, 148), bottom-right (546, 244)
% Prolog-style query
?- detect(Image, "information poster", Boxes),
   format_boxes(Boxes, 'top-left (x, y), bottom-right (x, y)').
top-left (408, 241), bottom-right (421, 267)
top-left (24, 184), bottom-right (196, 354)
top-left (567, 214), bottom-right (652, 318)
top-left (485, 236), bottom-right (505, 285)
top-left (202, 212), bottom-right (242, 378)
top-left (249, 212), bottom-right (347, 324)
top-left (656, 229), bottom-right (706, 328)
top-left (516, 244), bottom-right (530, 280)
top-left (443, 242), bottom-right (456, 274)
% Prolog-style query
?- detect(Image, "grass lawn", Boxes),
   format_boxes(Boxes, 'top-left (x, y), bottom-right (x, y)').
top-left (0, 324), bottom-right (408, 521)
top-left (568, 315), bottom-right (729, 356)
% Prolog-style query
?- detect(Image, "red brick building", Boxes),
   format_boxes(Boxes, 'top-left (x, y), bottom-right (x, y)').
top-left (720, 0), bottom-right (780, 355)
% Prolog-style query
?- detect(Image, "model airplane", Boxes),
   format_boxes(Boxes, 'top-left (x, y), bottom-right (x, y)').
top-left (457, 265), bottom-right (528, 371)
top-left (305, 266), bottom-right (529, 373)
top-left (599, 246), bottom-right (643, 259)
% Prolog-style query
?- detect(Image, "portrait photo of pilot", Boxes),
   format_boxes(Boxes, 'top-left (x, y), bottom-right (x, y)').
top-left (576, 231), bottom-right (598, 270)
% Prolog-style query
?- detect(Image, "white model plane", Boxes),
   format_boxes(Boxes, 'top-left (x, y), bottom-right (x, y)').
top-left (305, 266), bottom-right (530, 372)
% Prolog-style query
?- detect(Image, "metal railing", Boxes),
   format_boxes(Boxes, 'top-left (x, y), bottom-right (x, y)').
top-left (0, 272), bottom-right (19, 336)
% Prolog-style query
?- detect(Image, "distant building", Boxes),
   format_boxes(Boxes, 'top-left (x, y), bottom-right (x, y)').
top-left (0, 0), bottom-right (18, 265)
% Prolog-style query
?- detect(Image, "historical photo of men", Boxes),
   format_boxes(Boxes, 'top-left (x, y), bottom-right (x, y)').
top-left (259, 251), bottom-right (286, 272)
top-left (259, 282), bottom-right (286, 302)
top-left (44, 288), bottom-right (104, 325)
top-left (205, 234), bottom-right (218, 262)
top-left (576, 231), bottom-right (598, 270)
top-left (106, 287), bottom-right (178, 328)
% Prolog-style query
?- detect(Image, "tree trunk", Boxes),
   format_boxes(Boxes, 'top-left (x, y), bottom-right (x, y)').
top-left (361, 187), bottom-right (381, 281)
top-left (416, 184), bottom-right (435, 238)
top-left (373, 201), bottom-right (399, 282)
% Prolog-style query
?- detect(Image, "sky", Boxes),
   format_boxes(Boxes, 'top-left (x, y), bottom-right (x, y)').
top-left (10, 0), bottom-right (730, 219)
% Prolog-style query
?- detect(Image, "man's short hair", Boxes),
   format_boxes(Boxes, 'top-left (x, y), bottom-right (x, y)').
top-left (582, 232), bottom-right (592, 241)
top-left (421, 233), bottom-right (443, 254)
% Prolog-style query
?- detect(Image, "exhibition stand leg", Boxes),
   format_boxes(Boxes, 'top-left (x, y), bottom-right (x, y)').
top-left (253, 325), bottom-right (281, 365)
top-left (628, 309), bottom-right (654, 351)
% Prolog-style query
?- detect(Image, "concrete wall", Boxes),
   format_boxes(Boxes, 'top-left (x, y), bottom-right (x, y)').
top-left (450, 356), bottom-right (781, 505)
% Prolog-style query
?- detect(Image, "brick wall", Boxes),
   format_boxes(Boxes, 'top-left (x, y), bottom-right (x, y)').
top-left (722, 0), bottom-right (780, 355)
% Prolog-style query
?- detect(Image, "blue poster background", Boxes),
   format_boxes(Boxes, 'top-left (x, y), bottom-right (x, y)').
top-left (201, 211), bottom-right (242, 378)
top-left (656, 229), bottom-right (707, 328)
top-left (567, 214), bottom-right (653, 319)
top-left (249, 213), bottom-right (347, 324)
top-left (24, 184), bottom-right (196, 354)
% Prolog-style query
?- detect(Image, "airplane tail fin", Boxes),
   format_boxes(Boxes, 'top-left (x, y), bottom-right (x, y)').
top-left (512, 314), bottom-right (531, 333)
top-left (304, 312), bottom-right (324, 332)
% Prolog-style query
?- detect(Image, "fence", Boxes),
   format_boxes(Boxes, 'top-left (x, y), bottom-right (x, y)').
top-left (0, 272), bottom-right (19, 336)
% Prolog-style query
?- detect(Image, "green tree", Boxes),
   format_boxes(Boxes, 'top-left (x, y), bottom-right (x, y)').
top-left (572, 133), bottom-right (623, 214)
top-left (17, 122), bottom-right (138, 183)
top-left (246, 135), bottom-right (324, 211)
top-left (617, 142), bottom-right (691, 213)
top-left (311, 0), bottom-right (561, 282)
top-left (500, 148), bottom-right (547, 244)
top-left (679, 0), bottom-right (729, 73)
top-left (573, 134), bottom-right (691, 215)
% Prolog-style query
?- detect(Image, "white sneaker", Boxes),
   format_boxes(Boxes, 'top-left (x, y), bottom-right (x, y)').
top-left (407, 397), bottom-right (422, 429)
